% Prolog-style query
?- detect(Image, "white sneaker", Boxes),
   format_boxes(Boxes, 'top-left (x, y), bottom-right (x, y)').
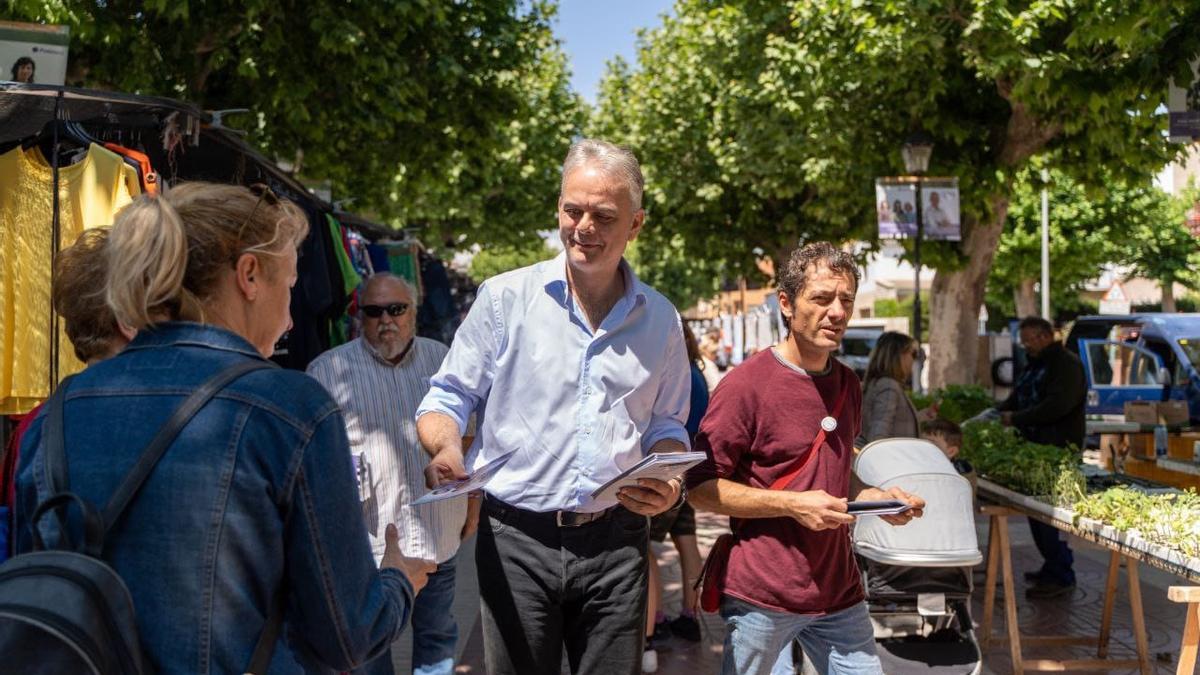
top-left (642, 647), bottom-right (658, 673)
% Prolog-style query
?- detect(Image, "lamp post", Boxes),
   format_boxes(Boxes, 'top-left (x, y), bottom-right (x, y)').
top-left (902, 131), bottom-right (934, 393)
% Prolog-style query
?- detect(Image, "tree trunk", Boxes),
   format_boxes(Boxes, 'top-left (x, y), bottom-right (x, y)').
top-left (1162, 278), bottom-right (1177, 313)
top-left (927, 195), bottom-right (1010, 388)
top-left (1014, 278), bottom-right (1038, 319)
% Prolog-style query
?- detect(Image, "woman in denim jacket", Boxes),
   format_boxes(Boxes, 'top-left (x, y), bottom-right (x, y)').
top-left (14, 183), bottom-right (433, 673)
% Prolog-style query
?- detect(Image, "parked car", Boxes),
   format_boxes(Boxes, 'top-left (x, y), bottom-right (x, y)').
top-left (1063, 314), bottom-right (1200, 423)
top-left (836, 327), bottom-right (883, 380)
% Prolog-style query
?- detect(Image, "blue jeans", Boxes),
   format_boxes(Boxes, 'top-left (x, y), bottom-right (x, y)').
top-left (720, 597), bottom-right (881, 675)
top-left (412, 556), bottom-right (459, 675)
top-left (358, 555), bottom-right (459, 675)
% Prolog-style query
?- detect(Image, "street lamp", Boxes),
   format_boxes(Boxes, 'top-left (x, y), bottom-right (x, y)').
top-left (902, 131), bottom-right (934, 393)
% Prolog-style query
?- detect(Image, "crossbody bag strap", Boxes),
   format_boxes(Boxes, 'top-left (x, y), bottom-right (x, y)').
top-left (100, 360), bottom-right (275, 532)
top-left (767, 374), bottom-right (852, 492)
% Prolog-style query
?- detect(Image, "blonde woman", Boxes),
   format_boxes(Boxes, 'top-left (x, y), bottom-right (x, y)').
top-left (856, 331), bottom-right (924, 447)
top-left (15, 183), bottom-right (432, 673)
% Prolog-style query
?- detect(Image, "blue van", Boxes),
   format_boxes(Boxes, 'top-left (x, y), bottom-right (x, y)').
top-left (1064, 314), bottom-right (1200, 423)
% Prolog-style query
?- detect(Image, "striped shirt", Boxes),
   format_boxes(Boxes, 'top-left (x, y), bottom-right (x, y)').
top-left (307, 336), bottom-right (465, 564)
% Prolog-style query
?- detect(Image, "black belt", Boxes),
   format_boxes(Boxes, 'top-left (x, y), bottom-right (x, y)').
top-left (484, 495), bottom-right (621, 528)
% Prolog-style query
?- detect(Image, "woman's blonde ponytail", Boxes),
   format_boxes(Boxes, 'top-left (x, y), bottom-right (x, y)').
top-left (105, 195), bottom-right (189, 330)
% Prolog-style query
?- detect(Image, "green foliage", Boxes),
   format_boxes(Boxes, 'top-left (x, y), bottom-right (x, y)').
top-left (907, 384), bottom-right (993, 423)
top-left (467, 241), bottom-right (556, 283)
top-left (9, 0), bottom-right (584, 246)
top-left (1120, 188), bottom-right (1200, 293)
top-left (625, 238), bottom-right (724, 312)
top-left (593, 0), bottom-right (1200, 381)
top-left (936, 385), bottom-right (994, 425)
top-left (986, 168), bottom-right (1182, 318)
top-left (873, 293), bottom-right (929, 325)
top-left (961, 422), bottom-right (1082, 505)
top-left (1073, 488), bottom-right (1200, 558)
top-left (593, 0), bottom-right (1200, 271)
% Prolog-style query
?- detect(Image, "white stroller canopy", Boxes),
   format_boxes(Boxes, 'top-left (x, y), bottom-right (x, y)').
top-left (853, 438), bottom-right (982, 567)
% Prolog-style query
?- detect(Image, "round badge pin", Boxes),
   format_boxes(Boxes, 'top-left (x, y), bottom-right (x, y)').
top-left (820, 416), bottom-right (838, 432)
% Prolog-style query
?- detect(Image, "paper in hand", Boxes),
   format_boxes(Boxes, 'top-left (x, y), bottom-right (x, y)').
top-left (411, 452), bottom-right (514, 506)
top-left (589, 451), bottom-right (708, 503)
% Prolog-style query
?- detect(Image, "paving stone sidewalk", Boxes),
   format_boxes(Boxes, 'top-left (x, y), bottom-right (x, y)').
top-left (397, 510), bottom-right (1190, 674)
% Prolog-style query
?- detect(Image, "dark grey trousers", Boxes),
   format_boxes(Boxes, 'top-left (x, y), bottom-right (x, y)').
top-left (476, 497), bottom-right (649, 675)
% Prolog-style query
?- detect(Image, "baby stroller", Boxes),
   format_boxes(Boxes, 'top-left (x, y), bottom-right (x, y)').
top-left (852, 438), bottom-right (983, 674)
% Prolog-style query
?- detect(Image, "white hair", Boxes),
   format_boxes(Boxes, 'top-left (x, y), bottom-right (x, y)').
top-left (560, 138), bottom-right (644, 210)
top-left (362, 272), bottom-right (417, 302)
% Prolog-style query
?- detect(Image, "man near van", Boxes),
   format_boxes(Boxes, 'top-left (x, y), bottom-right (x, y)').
top-left (998, 316), bottom-right (1086, 599)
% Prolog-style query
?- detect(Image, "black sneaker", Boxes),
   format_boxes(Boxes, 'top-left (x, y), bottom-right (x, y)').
top-left (670, 614), bottom-right (702, 642)
top-left (647, 623), bottom-right (672, 651)
top-left (1024, 580), bottom-right (1076, 600)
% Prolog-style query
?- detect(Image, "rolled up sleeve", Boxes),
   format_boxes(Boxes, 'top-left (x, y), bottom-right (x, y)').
top-left (416, 283), bottom-right (500, 435)
top-left (641, 318), bottom-right (691, 452)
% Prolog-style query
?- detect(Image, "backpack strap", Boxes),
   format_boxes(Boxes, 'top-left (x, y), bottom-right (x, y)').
top-left (244, 590), bottom-right (286, 675)
top-left (100, 360), bottom-right (275, 531)
top-left (42, 374), bottom-right (76, 496)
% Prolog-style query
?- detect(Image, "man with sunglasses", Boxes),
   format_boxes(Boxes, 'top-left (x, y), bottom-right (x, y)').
top-left (308, 273), bottom-right (476, 675)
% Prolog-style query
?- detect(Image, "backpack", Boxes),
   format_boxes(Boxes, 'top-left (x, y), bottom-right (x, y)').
top-left (0, 361), bottom-right (282, 674)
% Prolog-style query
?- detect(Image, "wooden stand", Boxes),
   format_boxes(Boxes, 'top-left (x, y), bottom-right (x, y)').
top-left (1169, 586), bottom-right (1199, 675)
top-left (979, 505), bottom-right (1152, 673)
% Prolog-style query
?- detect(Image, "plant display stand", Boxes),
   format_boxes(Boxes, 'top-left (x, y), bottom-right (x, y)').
top-left (979, 504), bottom-right (1152, 673)
top-left (1169, 586), bottom-right (1199, 675)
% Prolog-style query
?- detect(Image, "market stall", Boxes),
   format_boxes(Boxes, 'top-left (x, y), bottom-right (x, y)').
top-left (0, 82), bottom-right (422, 445)
top-left (964, 420), bottom-right (1200, 674)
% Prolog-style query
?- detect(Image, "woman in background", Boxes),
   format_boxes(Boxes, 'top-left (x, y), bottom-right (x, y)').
top-left (857, 331), bottom-right (926, 447)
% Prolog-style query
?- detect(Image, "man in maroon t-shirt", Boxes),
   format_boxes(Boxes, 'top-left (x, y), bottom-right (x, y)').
top-left (688, 242), bottom-right (924, 675)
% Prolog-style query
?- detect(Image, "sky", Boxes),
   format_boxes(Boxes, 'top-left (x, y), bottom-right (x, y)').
top-left (553, 0), bottom-right (675, 104)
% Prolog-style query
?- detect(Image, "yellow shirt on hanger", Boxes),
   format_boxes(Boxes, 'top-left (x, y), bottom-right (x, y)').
top-left (0, 142), bottom-right (141, 414)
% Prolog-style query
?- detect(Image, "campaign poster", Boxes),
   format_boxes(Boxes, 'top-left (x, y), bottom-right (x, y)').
top-left (0, 21), bottom-right (69, 86)
top-left (875, 181), bottom-right (917, 239)
top-left (920, 178), bottom-right (961, 242)
top-left (1168, 58), bottom-right (1200, 143)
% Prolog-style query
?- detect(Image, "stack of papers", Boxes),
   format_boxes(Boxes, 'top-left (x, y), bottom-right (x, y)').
top-left (589, 451), bottom-right (708, 503)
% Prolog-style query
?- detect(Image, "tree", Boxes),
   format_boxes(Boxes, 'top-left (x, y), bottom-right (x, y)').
top-left (9, 0), bottom-right (583, 245)
top-left (987, 169), bottom-right (1170, 318)
top-left (594, 0), bottom-right (1200, 386)
top-left (467, 241), bottom-right (557, 283)
top-left (1120, 187), bottom-right (1200, 312)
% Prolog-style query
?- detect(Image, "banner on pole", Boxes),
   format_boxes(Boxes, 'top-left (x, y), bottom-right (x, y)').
top-left (1168, 58), bottom-right (1200, 143)
top-left (0, 21), bottom-right (69, 86)
top-left (875, 177), bottom-right (960, 241)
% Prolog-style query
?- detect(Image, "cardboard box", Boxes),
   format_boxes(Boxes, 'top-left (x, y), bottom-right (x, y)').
top-left (1167, 432), bottom-right (1200, 462)
top-left (1159, 400), bottom-right (1190, 426)
top-left (1124, 401), bottom-right (1159, 425)
top-left (1125, 432), bottom-right (1156, 460)
top-left (1123, 400), bottom-right (1190, 426)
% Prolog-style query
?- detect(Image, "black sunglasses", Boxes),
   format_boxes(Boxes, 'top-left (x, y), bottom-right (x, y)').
top-left (234, 183), bottom-right (279, 254)
top-left (361, 303), bottom-right (410, 318)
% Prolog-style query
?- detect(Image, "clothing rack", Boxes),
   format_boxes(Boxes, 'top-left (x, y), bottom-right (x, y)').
top-left (0, 83), bottom-right (406, 415)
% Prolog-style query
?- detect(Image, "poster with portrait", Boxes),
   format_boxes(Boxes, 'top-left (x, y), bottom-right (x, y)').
top-left (875, 180), bottom-right (917, 239)
top-left (1168, 58), bottom-right (1200, 143)
top-left (0, 21), bottom-right (69, 86)
top-left (920, 178), bottom-right (961, 241)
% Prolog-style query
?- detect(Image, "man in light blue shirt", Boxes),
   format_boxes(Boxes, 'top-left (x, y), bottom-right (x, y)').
top-left (416, 138), bottom-right (691, 675)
